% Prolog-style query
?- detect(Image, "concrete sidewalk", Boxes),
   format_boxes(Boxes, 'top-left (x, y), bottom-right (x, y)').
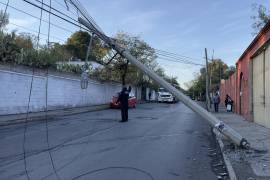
top-left (0, 104), bottom-right (109, 126)
top-left (212, 105), bottom-right (270, 180)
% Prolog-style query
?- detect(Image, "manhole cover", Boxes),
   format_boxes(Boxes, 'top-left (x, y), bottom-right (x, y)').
top-left (134, 116), bottom-right (157, 120)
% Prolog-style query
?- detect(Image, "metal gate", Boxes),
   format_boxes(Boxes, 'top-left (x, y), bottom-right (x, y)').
top-left (252, 45), bottom-right (270, 128)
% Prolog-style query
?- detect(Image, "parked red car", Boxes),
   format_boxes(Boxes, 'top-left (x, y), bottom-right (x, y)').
top-left (110, 92), bottom-right (137, 108)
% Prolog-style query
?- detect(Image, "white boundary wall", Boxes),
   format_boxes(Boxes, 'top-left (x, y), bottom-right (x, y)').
top-left (0, 65), bottom-right (138, 115)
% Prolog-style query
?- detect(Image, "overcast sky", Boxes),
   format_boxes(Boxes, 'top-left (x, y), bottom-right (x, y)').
top-left (1, 0), bottom-right (269, 88)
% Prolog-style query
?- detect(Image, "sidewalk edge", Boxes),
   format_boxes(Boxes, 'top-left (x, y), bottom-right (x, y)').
top-left (214, 131), bottom-right (238, 180)
top-left (0, 104), bottom-right (110, 126)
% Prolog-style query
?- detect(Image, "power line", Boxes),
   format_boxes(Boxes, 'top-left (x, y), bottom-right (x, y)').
top-left (154, 48), bottom-right (204, 62)
top-left (157, 56), bottom-right (204, 66)
top-left (52, 0), bottom-right (78, 17)
top-left (0, 1), bottom-right (74, 33)
top-left (142, 48), bottom-right (204, 66)
top-left (68, 0), bottom-right (104, 34)
top-left (155, 51), bottom-right (201, 63)
top-left (21, 0), bottom-right (100, 34)
top-left (34, 0), bottom-right (80, 27)
top-left (8, 22), bottom-right (66, 42)
top-left (155, 52), bottom-right (204, 66)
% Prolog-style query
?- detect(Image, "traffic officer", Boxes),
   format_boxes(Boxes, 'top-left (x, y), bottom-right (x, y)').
top-left (117, 86), bottom-right (130, 122)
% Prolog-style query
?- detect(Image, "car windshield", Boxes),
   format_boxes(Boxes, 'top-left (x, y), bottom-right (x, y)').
top-left (159, 88), bottom-right (167, 93)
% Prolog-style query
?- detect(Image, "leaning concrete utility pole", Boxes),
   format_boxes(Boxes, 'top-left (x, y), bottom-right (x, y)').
top-left (78, 17), bottom-right (249, 148)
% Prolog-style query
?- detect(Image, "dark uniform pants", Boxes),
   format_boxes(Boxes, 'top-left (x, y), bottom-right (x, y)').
top-left (121, 107), bottom-right (128, 121)
top-left (214, 103), bottom-right (219, 112)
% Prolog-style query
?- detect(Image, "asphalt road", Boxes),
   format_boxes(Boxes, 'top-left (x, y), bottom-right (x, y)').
top-left (0, 103), bottom-right (227, 180)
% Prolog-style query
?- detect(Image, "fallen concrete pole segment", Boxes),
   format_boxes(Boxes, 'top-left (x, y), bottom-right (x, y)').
top-left (79, 17), bottom-right (249, 149)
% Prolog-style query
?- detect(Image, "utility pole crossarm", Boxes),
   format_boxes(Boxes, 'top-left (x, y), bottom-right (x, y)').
top-left (78, 17), bottom-right (249, 149)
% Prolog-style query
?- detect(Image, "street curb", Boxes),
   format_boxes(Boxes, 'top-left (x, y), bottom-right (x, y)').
top-left (0, 104), bottom-right (110, 126)
top-left (214, 130), bottom-right (238, 180)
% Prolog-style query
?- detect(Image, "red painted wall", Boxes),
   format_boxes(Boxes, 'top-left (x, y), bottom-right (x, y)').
top-left (220, 73), bottom-right (236, 112)
top-left (220, 21), bottom-right (270, 121)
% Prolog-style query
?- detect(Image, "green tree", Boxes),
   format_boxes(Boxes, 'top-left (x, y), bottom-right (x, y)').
top-left (251, 3), bottom-right (270, 35)
top-left (91, 32), bottom-right (161, 86)
top-left (186, 59), bottom-right (232, 100)
top-left (51, 42), bottom-right (72, 61)
top-left (113, 32), bottom-right (158, 86)
top-left (0, 31), bottom-right (20, 63)
top-left (15, 33), bottom-right (34, 50)
top-left (0, 10), bottom-right (9, 30)
top-left (66, 31), bottom-right (107, 61)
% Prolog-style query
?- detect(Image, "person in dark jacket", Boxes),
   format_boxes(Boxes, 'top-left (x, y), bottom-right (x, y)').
top-left (213, 93), bottom-right (220, 112)
top-left (117, 87), bottom-right (130, 122)
top-left (225, 94), bottom-right (233, 112)
top-left (225, 94), bottom-right (230, 108)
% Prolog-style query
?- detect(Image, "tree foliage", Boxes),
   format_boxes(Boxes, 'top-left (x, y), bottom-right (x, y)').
top-left (0, 10), bottom-right (9, 30)
top-left (90, 32), bottom-right (182, 89)
top-left (0, 14), bottom-right (181, 89)
top-left (91, 32), bottom-right (159, 86)
top-left (66, 31), bottom-right (108, 61)
top-left (0, 31), bottom-right (70, 68)
top-left (186, 59), bottom-right (234, 100)
top-left (251, 3), bottom-right (270, 35)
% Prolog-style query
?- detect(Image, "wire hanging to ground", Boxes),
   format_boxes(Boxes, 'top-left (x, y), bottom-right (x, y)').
top-left (45, 68), bottom-right (61, 180)
top-left (23, 68), bottom-right (35, 180)
top-left (44, 0), bottom-right (61, 179)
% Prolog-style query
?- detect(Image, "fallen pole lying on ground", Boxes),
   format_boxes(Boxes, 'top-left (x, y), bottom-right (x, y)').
top-left (78, 17), bottom-right (249, 149)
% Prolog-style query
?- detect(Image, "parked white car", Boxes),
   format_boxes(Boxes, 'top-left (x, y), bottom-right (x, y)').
top-left (157, 88), bottom-right (174, 103)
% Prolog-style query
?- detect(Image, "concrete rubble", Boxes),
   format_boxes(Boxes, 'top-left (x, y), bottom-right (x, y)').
top-left (212, 106), bottom-right (270, 180)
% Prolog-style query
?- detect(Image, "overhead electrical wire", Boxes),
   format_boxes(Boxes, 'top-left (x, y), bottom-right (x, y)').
top-left (155, 52), bottom-right (203, 64)
top-left (52, 0), bottom-right (79, 17)
top-left (155, 53), bottom-right (204, 66)
top-left (154, 48), bottom-right (204, 62)
top-left (0, 1), bottom-right (74, 33)
top-left (21, 0), bottom-right (101, 35)
top-left (34, 0), bottom-right (80, 26)
top-left (141, 48), bottom-right (204, 66)
top-left (8, 22), bottom-right (66, 42)
top-left (67, 0), bottom-right (104, 34)
top-left (157, 56), bottom-right (203, 66)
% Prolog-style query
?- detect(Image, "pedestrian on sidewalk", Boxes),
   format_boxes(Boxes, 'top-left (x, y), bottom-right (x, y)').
top-left (213, 92), bottom-right (220, 112)
top-left (225, 94), bottom-right (233, 112)
top-left (117, 86), bottom-right (130, 122)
